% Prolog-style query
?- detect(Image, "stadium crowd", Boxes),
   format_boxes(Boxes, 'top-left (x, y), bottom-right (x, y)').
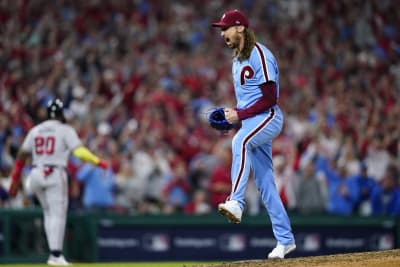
top-left (1, 0), bottom-right (400, 216)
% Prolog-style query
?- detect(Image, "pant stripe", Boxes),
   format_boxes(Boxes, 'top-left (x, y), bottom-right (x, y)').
top-left (233, 108), bottom-right (275, 193)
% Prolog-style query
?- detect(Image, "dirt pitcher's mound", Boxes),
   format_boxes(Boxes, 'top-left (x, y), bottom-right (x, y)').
top-left (193, 249), bottom-right (400, 267)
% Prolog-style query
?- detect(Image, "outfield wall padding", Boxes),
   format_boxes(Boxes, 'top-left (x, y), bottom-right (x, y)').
top-left (0, 209), bottom-right (398, 263)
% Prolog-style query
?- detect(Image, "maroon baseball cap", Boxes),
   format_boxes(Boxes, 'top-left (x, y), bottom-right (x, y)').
top-left (212, 9), bottom-right (249, 28)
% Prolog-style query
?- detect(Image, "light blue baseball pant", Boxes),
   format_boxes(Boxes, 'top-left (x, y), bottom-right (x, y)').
top-left (229, 106), bottom-right (295, 245)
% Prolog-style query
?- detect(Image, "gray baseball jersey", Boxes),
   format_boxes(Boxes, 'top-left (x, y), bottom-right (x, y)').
top-left (21, 120), bottom-right (82, 166)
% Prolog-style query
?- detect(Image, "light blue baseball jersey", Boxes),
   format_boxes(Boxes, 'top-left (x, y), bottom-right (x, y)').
top-left (233, 42), bottom-right (279, 109)
top-left (229, 42), bottom-right (295, 246)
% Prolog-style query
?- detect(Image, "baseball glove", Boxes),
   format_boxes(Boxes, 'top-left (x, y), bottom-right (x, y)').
top-left (208, 107), bottom-right (234, 131)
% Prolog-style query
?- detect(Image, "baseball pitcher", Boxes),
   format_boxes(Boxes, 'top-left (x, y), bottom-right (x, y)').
top-left (211, 10), bottom-right (296, 259)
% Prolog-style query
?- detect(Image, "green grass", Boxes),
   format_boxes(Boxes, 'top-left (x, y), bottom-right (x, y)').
top-left (0, 262), bottom-right (220, 267)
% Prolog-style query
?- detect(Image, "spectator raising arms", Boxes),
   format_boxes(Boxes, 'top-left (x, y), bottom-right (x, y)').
top-left (0, 0), bottom-right (399, 219)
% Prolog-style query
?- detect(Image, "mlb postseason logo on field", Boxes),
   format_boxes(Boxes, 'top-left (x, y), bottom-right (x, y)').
top-left (296, 233), bottom-right (321, 252)
top-left (96, 222), bottom-right (396, 261)
top-left (369, 234), bottom-right (394, 250)
top-left (219, 234), bottom-right (246, 252)
top-left (143, 234), bottom-right (170, 252)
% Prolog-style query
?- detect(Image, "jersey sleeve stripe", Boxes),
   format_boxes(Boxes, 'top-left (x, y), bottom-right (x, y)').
top-left (254, 43), bottom-right (269, 83)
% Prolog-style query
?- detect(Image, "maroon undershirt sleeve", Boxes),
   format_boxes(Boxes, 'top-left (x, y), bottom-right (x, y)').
top-left (236, 81), bottom-right (277, 121)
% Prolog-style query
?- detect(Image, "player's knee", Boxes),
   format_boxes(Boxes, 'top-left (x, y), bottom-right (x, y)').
top-left (233, 139), bottom-right (255, 156)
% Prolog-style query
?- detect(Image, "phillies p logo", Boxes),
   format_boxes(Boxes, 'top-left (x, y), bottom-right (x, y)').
top-left (240, 65), bottom-right (254, 85)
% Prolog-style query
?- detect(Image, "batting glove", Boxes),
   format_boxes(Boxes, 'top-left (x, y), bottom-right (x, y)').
top-left (97, 159), bottom-right (109, 170)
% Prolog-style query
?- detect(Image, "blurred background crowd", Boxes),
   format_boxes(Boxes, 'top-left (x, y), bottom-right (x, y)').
top-left (1, 0), bottom-right (399, 217)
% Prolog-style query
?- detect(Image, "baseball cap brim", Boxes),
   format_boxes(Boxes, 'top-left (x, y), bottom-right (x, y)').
top-left (212, 21), bottom-right (229, 27)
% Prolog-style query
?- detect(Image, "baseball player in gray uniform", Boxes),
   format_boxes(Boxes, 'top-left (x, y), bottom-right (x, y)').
top-left (8, 98), bottom-right (108, 266)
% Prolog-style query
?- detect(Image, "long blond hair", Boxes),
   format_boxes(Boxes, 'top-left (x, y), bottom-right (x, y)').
top-left (233, 28), bottom-right (256, 62)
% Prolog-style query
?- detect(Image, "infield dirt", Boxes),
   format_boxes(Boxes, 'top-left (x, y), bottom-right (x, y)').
top-left (191, 249), bottom-right (400, 267)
